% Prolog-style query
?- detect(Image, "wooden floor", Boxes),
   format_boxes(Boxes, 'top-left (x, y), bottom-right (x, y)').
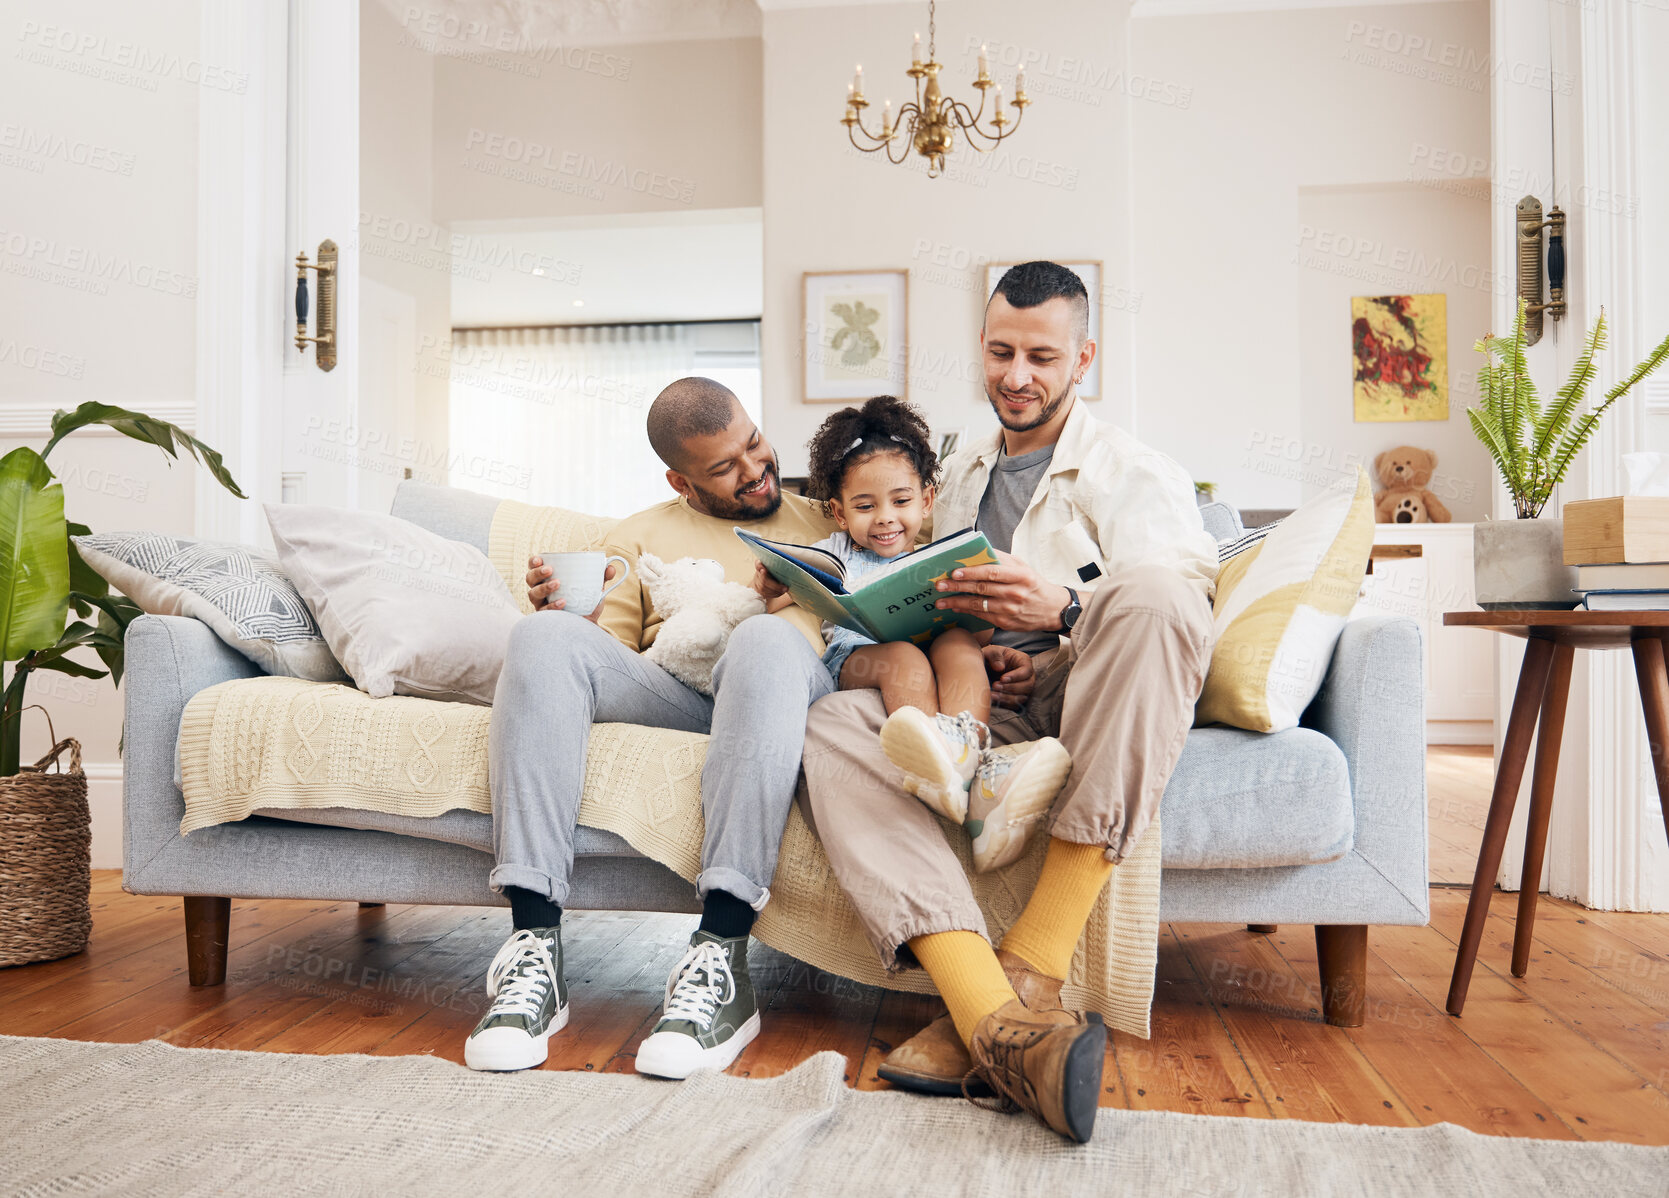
top-left (1426, 744), bottom-right (1495, 885)
top-left (4, 748), bottom-right (1667, 1144)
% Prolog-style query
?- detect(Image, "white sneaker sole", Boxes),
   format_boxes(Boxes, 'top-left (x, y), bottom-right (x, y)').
top-left (463, 1001), bottom-right (570, 1072)
top-left (634, 1010), bottom-right (762, 1080)
top-left (880, 707), bottom-right (973, 823)
top-left (971, 737), bottom-right (1072, 873)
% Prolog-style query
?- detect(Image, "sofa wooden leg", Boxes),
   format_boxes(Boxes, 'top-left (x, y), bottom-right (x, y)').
top-left (183, 896), bottom-right (231, 986)
top-left (358, 902), bottom-right (385, 908)
top-left (1247, 924), bottom-right (1277, 934)
top-left (1315, 924), bottom-right (1367, 1027)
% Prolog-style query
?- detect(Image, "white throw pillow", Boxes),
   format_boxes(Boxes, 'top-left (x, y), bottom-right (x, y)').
top-left (74, 532), bottom-right (348, 682)
top-left (265, 503), bottom-right (522, 705)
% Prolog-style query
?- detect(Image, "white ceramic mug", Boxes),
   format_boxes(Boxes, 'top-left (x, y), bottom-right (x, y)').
top-left (540, 551), bottom-right (630, 615)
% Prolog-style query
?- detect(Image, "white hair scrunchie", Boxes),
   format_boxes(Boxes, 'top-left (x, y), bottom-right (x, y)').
top-left (845, 433), bottom-right (910, 455)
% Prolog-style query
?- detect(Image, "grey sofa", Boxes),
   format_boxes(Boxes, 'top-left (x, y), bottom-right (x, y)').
top-left (122, 487), bottom-right (1428, 1027)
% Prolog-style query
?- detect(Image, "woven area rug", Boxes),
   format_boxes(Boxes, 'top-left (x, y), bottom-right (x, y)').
top-left (3, 1036), bottom-right (1664, 1198)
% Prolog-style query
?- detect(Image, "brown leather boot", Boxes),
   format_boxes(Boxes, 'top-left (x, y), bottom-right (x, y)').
top-left (873, 1008), bottom-right (984, 1097)
top-left (968, 998), bottom-right (1106, 1143)
top-left (876, 951), bottom-right (1070, 1096)
top-left (995, 948), bottom-right (1064, 1014)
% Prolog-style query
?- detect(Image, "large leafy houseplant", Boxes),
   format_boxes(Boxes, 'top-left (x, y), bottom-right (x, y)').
top-left (0, 403), bottom-right (244, 776)
top-left (1469, 297), bottom-right (1669, 519)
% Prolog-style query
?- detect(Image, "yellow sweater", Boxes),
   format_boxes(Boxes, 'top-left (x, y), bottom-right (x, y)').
top-left (597, 493), bottom-right (835, 653)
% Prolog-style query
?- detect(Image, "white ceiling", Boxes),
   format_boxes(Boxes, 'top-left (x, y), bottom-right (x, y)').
top-left (752, 0), bottom-right (917, 9)
top-left (448, 209), bottom-right (763, 327)
top-left (377, 0), bottom-right (1453, 48)
top-left (1130, 0), bottom-right (1449, 14)
top-left (373, 0), bottom-right (761, 47)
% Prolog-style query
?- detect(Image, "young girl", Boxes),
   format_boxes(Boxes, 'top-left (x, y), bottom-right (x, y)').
top-left (754, 396), bottom-right (1069, 872)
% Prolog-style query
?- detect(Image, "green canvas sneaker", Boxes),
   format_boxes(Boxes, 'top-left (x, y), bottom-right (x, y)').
top-left (463, 926), bottom-right (568, 1072)
top-left (634, 930), bottom-right (759, 1080)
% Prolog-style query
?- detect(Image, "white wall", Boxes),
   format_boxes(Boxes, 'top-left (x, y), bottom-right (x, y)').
top-left (0, 0), bottom-right (204, 865)
top-left (1130, 0), bottom-right (1493, 517)
top-left (1296, 182), bottom-right (1492, 520)
top-left (760, 1), bottom-right (1136, 475)
top-left (449, 209), bottom-right (763, 327)
top-left (1636, 5), bottom-right (1669, 446)
top-left (357, 1), bottom-right (451, 510)
top-left (432, 36), bottom-right (763, 224)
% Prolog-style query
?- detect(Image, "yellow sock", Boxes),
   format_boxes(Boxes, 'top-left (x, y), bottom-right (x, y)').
top-left (1000, 838), bottom-right (1114, 980)
top-left (908, 930), bottom-right (1017, 1048)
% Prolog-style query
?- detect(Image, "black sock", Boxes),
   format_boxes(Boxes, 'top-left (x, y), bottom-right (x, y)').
top-left (698, 889), bottom-right (756, 940)
top-left (506, 886), bottom-right (563, 932)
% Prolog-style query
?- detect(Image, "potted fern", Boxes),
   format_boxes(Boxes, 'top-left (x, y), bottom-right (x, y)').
top-left (1470, 298), bottom-right (1669, 609)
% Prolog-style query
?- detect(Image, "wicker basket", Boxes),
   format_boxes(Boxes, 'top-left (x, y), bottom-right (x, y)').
top-left (0, 727), bottom-right (91, 968)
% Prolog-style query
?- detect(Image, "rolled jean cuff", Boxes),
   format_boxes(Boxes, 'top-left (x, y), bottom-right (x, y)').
top-left (489, 863), bottom-right (571, 908)
top-left (697, 866), bottom-right (769, 911)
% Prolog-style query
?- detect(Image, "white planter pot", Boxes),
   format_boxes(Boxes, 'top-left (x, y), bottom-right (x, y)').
top-left (1473, 518), bottom-right (1580, 610)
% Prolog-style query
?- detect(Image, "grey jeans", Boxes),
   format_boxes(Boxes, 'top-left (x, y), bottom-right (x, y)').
top-left (488, 611), bottom-right (835, 909)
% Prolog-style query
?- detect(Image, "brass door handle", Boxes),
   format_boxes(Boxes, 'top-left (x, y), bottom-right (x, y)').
top-left (1515, 199), bottom-right (1566, 346)
top-left (294, 239), bottom-right (337, 371)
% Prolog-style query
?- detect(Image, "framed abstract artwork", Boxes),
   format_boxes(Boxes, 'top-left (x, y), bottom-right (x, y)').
top-left (984, 260), bottom-right (1103, 400)
top-left (802, 270), bottom-right (909, 403)
top-left (1352, 293), bottom-right (1449, 422)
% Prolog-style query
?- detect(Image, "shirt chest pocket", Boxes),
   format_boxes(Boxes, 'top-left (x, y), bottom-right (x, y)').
top-left (1030, 504), bottom-right (1106, 588)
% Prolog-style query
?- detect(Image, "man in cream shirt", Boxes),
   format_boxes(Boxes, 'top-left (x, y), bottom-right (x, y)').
top-left (801, 262), bottom-right (1219, 1143)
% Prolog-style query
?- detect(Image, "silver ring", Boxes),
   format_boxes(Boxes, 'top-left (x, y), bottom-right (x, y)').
top-left (983, 598), bottom-right (989, 612)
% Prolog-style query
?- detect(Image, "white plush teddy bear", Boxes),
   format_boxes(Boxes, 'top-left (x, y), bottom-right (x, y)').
top-left (638, 553), bottom-right (767, 695)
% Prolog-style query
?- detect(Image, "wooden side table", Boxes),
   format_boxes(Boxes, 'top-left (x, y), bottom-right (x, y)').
top-left (1442, 609), bottom-right (1669, 1015)
top-left (1367, 543), bottom-right (1422, 572)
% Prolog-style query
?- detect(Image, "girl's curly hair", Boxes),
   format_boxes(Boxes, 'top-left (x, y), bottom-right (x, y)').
top-left (804, 395), bottom-right (941, 513)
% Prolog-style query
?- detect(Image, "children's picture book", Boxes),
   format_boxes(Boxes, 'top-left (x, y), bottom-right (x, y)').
top-left (735, 526), bottom-right (996, 644)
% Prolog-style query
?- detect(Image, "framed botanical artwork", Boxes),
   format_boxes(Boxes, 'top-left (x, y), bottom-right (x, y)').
top-left (802, 269), bottom-right (909, 403)
top-left (1351, 293), bottom-right (1449, 422)
top-left (984, 260), bottom-right (1103, 400)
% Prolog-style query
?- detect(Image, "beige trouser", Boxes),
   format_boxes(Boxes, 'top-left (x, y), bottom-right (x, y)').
top-left (799, 565), bottom-right (1214, 969)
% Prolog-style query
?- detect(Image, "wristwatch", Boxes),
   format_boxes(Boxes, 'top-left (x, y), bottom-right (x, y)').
top-left (1058, 587), bottom-right (1082, 634)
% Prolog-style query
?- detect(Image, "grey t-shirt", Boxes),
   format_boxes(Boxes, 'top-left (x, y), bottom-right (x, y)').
top-left (975, 443), bottom-right (1061, 657)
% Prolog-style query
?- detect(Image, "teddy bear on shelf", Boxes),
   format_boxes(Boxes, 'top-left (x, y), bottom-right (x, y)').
top-left (1373, 446), bottom-right (1452, 524)
top-left (638, 553), bottom-right (766, 695)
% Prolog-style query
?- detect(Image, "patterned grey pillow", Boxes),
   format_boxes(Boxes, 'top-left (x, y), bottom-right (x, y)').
top-left (74, 532), bottom-right (349, 682)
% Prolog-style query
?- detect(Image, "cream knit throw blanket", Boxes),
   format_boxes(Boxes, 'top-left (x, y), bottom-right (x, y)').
top-left (177, 677), bottom-right (1160, 1037)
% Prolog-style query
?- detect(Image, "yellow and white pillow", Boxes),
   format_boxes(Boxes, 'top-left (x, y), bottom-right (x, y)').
top-left (1195, 469), bottom-right (1373, 733)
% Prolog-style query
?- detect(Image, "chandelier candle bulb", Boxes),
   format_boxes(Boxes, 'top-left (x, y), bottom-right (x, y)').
top-left (1016, 65), bottom-right (1026, 95)
top-left (913, 33), bottom-right (921, 65)
top-left (855, 65), bottom-right (863, 95)
top-left (979, 43), bottom-right (989, 77)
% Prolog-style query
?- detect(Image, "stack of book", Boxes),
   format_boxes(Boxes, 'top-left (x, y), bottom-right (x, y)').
top-left (1565, 497), bottom-right (1669, 610)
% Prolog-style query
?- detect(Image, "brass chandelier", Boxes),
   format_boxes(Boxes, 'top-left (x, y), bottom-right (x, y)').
top-left (841, 0), bottom-right (1030, 178)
